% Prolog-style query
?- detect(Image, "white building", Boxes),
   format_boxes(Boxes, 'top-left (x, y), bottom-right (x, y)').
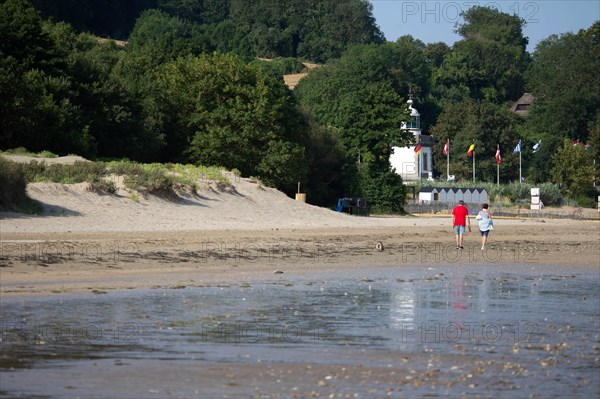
top-left (389, 97), bottom-right (433, 181)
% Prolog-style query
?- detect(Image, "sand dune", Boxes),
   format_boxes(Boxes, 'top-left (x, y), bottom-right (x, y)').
top-left (1, 174), bottom-right (415, 234)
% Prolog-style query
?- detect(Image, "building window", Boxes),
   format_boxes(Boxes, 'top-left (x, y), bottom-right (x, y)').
top-left (422, 152), bottom-right (429, 171)
top-left (406, 115), bottom-right (420, 129)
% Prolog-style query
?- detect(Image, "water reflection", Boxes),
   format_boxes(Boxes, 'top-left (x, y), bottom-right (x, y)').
top-left (1, 264), bottom-right (599, 398)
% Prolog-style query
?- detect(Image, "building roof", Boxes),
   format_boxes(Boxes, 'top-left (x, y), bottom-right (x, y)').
top-left (407, 98), bottom-right (420, 117)
top-left (510, 93), bottom-right (535, 117)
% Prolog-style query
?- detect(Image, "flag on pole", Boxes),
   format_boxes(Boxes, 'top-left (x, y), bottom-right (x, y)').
top-left (414, 142), bottom-right (422, 156)
top-left (573, 139), bottom-right (581, 147)
top-left (443, 140), bottom-right (449, 155)
top-left (495, 145), bottom-right (501, 164)
top-left (467, 143), bottom-right (475, 157)
top-left (514, 140), bottom-right (521, 154)
top-left (532, 140), bottom-right (542, 153)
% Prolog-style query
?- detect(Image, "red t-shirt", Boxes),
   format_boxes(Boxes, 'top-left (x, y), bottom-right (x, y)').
top-left (452, 205), bottom-right (469, 227)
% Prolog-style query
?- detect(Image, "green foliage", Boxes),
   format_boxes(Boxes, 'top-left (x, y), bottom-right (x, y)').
top-left (106, 161), bottom-right (230, 194)
top-left (5, 1), bottom-right (598, 212)
top-left (122, 165), bottom-right (174, 194)
top-left (525, 24), bottom-right (600, 144)
top-left (432, 6), bottom-right (529, 104)
top-left (0, 156), bottom-right (27, 210)
top-left (152, 53), bottom-right (306, 189)
top-left (127, 9), bottom-right (210, 61)
top-left (87, 177), bottom-right (117, 194)
top-left (537, 183), bottom-right (564, 207)
top-left (296, 41), bottom-right (425, 160)
top-left (1, 1), bottom-right (161, 160)
top-left (296, 39), bottom-right (430, 209)
top-left (551, 139), bottom-right (596, 198)
top-left (31, 0), bottom-right (157, 39)
top-left (251, 57), bottom-right (306, 77)
top-left (0, 0), bottom-right (54, 70)
top-left (299, 111), bottom-right (347, 207)
top-left (431, 99), bottom-right (519, 182)
top-left (157, 0), bottom-right (229, 24)
top-left (20, 161), bottom-right (107, 184)
top-left (358, 163), bottom-right (406, 214)
top-left (0, 148), bottom-right (58, 158)
top-left (457, 6), bottom-right (528, 48)
top-left (229, 0), bottom-right (383, 62)
top-left (32, 0), bottom-right (383, 63)
top-left (12, 158), bottom-right (231, 199)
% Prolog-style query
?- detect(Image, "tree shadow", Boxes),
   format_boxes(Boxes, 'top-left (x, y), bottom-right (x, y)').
top-left (0, 201), bottom-right (82, 219)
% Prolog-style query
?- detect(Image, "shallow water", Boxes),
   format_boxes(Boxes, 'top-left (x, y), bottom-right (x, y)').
top-left (1, 264), bottom-right (599, 398)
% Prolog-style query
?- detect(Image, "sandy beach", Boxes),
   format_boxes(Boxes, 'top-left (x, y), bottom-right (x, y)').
top-left (1, 165), bottom-right (598, 297)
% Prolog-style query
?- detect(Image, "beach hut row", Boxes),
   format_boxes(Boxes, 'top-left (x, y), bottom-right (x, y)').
top-left (418, 187), bottom-right (488, 205)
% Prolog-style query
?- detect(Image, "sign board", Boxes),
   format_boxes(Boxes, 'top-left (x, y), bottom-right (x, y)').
top-left (531, 187), bottom-right (540, 210)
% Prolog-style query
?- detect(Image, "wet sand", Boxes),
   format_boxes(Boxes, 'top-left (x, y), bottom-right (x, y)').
top-left (1, 263), bottom-right (599, 398)
top-left (1, 218), bottom-right (599, 297)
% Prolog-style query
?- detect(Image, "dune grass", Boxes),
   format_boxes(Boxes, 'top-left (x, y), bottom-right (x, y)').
top-left (0, 154), bottom-right (233, 212)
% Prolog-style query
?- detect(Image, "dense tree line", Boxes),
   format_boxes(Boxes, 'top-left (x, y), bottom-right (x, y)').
top-left (1, 0), bottom-right (599, 210)
top-left (30, 0), bottom-right (383, 63)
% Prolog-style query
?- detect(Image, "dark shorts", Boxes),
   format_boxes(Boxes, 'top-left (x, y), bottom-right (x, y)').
top-left (480, 230), bottom-right (490, 237)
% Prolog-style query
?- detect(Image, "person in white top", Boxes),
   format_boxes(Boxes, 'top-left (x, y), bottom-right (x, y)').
top-left (475, 203), bottom-right (493, 250)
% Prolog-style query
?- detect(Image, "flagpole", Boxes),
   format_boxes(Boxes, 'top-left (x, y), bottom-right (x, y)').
top-left (446, 139), bottom-right (450, 180)
top-left (497, 144), bottom-right (500, 186)
top-left (519, 149), bottom-right (522, 183)
top-left (418, 151), bottom-right (421, 180)
top-left (473, 148), bottom-right (475, 181)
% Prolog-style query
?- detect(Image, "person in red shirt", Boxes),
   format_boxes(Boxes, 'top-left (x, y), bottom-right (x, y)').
top-left (451, 200), bottom-right (471, 249)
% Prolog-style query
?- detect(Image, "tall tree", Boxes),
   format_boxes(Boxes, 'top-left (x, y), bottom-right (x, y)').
top-left (229, 0), bottom-right (383, 62)
top-left (31, 0), bottom-right (158, 39)
top-left (551, 139), bottom-right (596, 198)
top-left (151, 53), bottom-right (307, 189)
top-left (0, 0), bottom-right (86, 154)
top-left (157, 0), bottom-right (230, 24)
top-left (432, 6), bottom-right (529, 104)
top-left (525, 22), bottom-right (600, 144)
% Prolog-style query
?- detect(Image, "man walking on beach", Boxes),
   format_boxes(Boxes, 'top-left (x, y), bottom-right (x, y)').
top-left (452, 200), bottom-right (471, 249)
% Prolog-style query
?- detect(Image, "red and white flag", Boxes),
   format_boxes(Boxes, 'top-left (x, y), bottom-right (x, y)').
top-left (443, 140), bottom-right (449, 155)
top-left (495, 145), bottom-right (501, 165)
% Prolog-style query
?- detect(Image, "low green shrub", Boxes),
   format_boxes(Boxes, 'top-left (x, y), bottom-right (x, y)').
top-left (37, 150), bottom-right (59, 158)
top-left (87, 177), bottom-right (117, 194)
top-left (123, 166), bottom-right (174, 194)
top-left (21, 161), bottom-right (106, 184)
top-left (0, 157), bottom-right (27, 210)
